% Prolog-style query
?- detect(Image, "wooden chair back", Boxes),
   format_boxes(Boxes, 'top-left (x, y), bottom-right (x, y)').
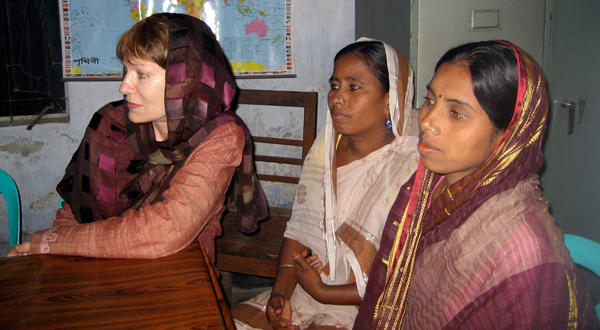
top-left (216, 89), bottom-right (318, 284)
top-left (237, 89), bottom-right (317, 184)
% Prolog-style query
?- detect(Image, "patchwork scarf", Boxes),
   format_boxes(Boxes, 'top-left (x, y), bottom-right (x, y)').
top-left (57, 13), bottom-right (267, 233)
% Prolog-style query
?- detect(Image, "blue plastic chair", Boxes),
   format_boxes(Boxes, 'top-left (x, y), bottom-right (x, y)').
top-left (563, 234), bottom-right (600, 319)
top-left (0, 169), bottom-right (21, 247)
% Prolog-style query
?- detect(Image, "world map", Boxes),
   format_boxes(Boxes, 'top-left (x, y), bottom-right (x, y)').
top-left (62, 0), bottom-right (293, 78)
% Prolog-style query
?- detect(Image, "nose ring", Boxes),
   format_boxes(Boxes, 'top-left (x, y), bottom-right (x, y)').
top-left (339, 97), bottom-right (344, 102)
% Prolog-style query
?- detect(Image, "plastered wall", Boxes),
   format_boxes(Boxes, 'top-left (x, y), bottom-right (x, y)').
top-left (0, 1), bottom-right (355, 241)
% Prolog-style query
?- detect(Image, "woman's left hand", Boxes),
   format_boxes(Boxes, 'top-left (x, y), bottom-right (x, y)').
top-left (293, 250), bottom-right (326, 301)
top-left (294, 250), bottom-right (363, 306)
top-left (6, 241), bottom-right (31, 257)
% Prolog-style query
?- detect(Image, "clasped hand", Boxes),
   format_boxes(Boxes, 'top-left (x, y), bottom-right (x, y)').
top-left (6, 241), bottom-right (31, 257)
top-left (266, 292), bottom-right (298, 330)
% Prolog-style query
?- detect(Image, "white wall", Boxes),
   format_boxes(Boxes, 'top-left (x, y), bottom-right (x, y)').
top-left (0, 1), bottom-right (355, 241)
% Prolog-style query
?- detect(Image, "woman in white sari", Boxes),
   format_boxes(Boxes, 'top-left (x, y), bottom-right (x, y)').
top-left (233, 39), bottom-right (419, 330)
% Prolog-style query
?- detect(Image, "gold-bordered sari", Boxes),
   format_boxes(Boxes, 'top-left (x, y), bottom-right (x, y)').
top-left (355, 41), bottom-right (599, 330)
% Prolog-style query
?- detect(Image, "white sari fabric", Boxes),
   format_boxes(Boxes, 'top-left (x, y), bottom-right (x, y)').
top-left (234, 38), bottom-right (419, 330)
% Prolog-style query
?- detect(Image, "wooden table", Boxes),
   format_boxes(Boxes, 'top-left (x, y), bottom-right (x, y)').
top-left (0, 243), bottom-right (233, 329)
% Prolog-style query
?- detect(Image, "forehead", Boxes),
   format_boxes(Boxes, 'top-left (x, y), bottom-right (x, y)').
top-left (332, 54), bottom-right (375, 78)
top-left (429, 63), bottom-right (474, 95)
top-left (123, 57), bottom-right (160, 70)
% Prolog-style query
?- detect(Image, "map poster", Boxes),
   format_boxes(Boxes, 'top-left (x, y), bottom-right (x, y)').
top-left (61, 0), bottom-right (294, 80)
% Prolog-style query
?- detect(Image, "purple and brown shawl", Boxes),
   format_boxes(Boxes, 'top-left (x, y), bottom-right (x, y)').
top-left (57, 13), bottom-right (267, 234)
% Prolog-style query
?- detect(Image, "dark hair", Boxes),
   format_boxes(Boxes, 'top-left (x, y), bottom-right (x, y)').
top-left (334, 41), bottom-right (389, 93)
top-left (435, 41), bottom-right (518, 130)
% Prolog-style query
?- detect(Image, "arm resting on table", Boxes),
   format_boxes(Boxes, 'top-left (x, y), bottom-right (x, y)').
top-left (29, 124), bottom-right (245, 259)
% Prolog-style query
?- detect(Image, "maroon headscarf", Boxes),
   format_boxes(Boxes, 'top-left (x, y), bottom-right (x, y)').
top-left (57, 13), bottom-right (267, 233)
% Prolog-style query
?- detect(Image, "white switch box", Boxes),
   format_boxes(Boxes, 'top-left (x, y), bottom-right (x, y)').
top-left (471, 9), bottom-right (501, 29)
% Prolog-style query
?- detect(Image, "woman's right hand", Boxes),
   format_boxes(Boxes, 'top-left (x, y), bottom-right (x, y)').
top-left (266, 292), bottom-right (298, 329)
top-left (6, 241), bottom-right (31, 257)
top-left (265, 238), bottom-right (306, 329)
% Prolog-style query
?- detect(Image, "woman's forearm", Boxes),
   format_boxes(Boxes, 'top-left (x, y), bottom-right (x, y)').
top-left (271, 238), bottom-right (308, 299)
top-left (314, 282), bottom-right (361, 306)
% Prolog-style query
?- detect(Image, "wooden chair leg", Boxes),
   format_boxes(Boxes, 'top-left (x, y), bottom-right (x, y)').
top-left (220, 271), bottom-right (234, 307)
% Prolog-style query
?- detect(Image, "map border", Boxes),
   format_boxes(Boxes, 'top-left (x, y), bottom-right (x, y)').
top-left (60, 0), bottom-right (295, 80)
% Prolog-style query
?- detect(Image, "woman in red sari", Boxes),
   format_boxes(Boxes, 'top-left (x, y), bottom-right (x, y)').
top-left (354, 41), bottom-right (599, 329)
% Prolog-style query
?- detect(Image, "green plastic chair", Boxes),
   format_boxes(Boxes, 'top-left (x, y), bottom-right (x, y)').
top-left (563, 234), bottom-right (600, 319)
top-left (0, 169), bottom-right (21, 247)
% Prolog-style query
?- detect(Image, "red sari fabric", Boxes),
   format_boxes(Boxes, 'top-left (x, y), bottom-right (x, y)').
top-left (354, 41), bottom-right (600, 329)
